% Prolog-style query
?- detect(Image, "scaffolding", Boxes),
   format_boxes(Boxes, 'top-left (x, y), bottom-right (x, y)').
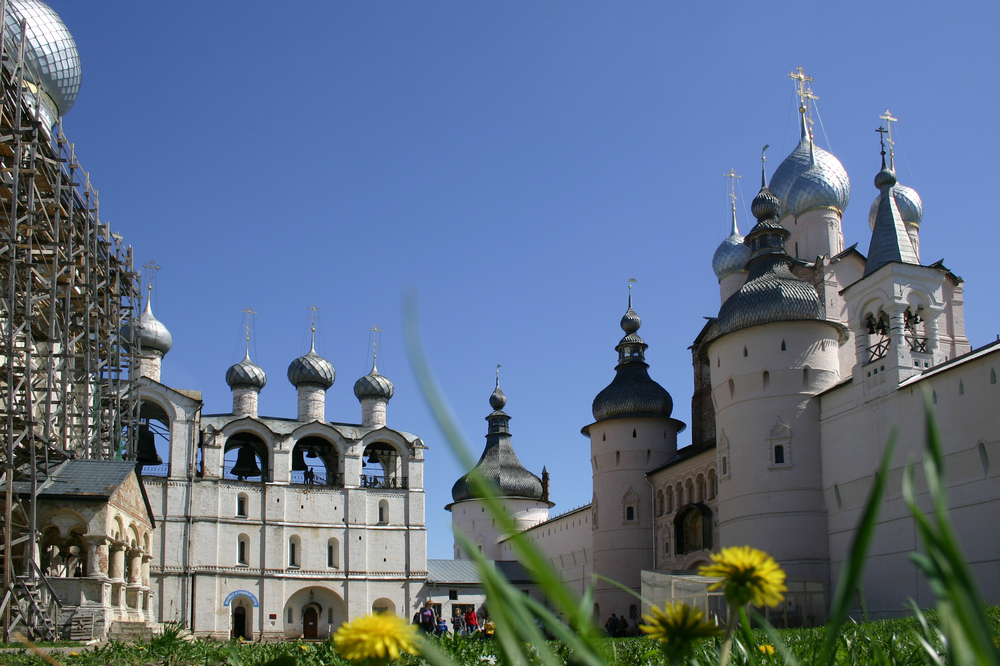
top-left (0, 6), bottom-right (140, 641)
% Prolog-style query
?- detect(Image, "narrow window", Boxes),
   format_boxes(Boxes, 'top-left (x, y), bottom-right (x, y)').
top-left (238, 539), bottom-right (247, 565)
top-left (762, 371), bottom-right (770, 391)
top-left (615, 451), bottom-right (620, 467)
top-left (979, 442), bottom-right (990, 478)
top-left (834, 483), bottom-right (842, 509)
top-left (722, 456), bottom-right (727, 475)
top-left (328, 608), bottom-right (333, 624)
top-left (717, 357), bottom-right (720, 367)
top-left (602, 433), bottom-right (606, 441)
top-left (288, 607), bottom-right (293, 623)
top-left (781, 339), bottom-right (786, 351)
top-left (647, 449), bottom-right (651, 464)
top-left (991, 369), bottom-right (997, 385)
top-left (743, 346), bottom-right (748, 357)
top-left (379, 505), bottom-right (385, 523)
top-left (803, 367), bottom-right (810, 389)
top-left (289, 540), bottom-right (297, 567)
top-left (959, 380), bottom-right (965, 396)
top-left (632, 429), bottom-right (637, 438)
top-left (449, 590), bottom-right (458, 601)
top-left (626, 506), bottom-right (635, 521)
top-left (728, 378), bottom-right (735, 399)
top-left (237, 495), bottom-right (247, 517)
top-left (932, 390), bottom-right (938, 404)
top-left (328, 544), bottom-right (334, 567)
top-left (794, 241), bottom-right (799, 257)
top-left (774, 445), bottom-right (785, 465)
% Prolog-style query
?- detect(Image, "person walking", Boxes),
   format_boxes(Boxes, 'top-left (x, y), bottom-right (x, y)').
top-left (436, 616), bottom-right (448, 636)
top-left (605, 613), bottom-right (618, 637)
top-left (452, 610), bottom-right (466, 637)
top-left (465, 608), bottom-right (479, 636)
top-left (419, 601), bottom-right (436, 634)
top-left (617, 614), bottom-right (629, 638)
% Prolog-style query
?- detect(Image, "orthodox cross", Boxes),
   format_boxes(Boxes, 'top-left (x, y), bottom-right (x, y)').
top-left (307, 303), bottom-right (320, 349)
top-left (761, 144), bottom-right (770, 185)
top-left (788, 66), bottom-right (818, 136)
top-left (879, 110), bottom-right (898, 169)
top-left (141, 260), bottom-right (160, 306)
top-left (496, 364), bottom-right (501, 387)
top-left (724, 168), bottom-right (741, 212)
top-left (367, 324), bottom-right (383, 364)
top-left (876, 125), bottom-right (889, 166)
top-left (241, 306), bottom-right (257, 356)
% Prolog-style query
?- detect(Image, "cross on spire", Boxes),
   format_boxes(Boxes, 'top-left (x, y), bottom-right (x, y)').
top-left (628, 277), bottom-right (637, 309)
top-left (241, 306), bottom-right (257, 357)
top-left (788, 66), bottom-right (818, 139)
top-left (876, 126), bottom-right (889, 169)
top-left (761, 144), bottom-right (770, 187)
top-left (496, 363), bottom-right (501, 387)
top-left (724, 169), bottom-right (741, 236)
top-left (879, 110), bottom-right (898, 169)
top-left (367, 324), bottom-right (383, 368)
top-left (307, 303), bottom-right (320, 351)
top-left (141, 260), bottom-right (160, 306)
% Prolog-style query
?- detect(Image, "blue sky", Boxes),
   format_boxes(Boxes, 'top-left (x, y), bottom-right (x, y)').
top-left (50, 1), bottom-right (999, 559)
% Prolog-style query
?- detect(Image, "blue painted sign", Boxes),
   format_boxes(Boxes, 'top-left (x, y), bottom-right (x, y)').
top-left (224, 590), bottom-right (259, 607)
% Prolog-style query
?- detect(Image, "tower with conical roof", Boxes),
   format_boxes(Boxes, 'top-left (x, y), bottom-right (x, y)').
top-left (447, 372), bottom-right (551, 560)
top-left (582, 286), bottom-right (685, 621)
top-left (708, 164), bottom-right (847, 594)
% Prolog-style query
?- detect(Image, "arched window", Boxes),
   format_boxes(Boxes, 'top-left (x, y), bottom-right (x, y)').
top-left (762, 371), bottom-right (770, 391)
top-left (722, 456), bottom-right (727, 475)
top-left (834, 483), bottom-right (842, 510)
top-left (978, 442), bottom-right (989, 478)
top-left (743, 346), bottom-right (748, 357)
top-left (237, 493), bottom-right (248, 517)
top-left (959, 380), bottom-right (965, 396)
top-left (991, 369), bottom-right (997, 385)
top-left (655, 490), bottom-right (664, 516)
top-left (674, 505), bottom-right (712, 554)
top-left (237, 534), bottom-right (249, 566)
top-left (289, 536), bottom-right (301, 568)
top-left (728, 378), bottom-right (735, 399)
top-left (781, 339), bottom-right (786, 351)
top-left (224, 432), bottom-right (268, 481)
top-left (292, 436), bottom-right (341, 487)
top-left (626, 507), bottom-right (635, 521)
top-left (361, 443), bottom-right (403, 488)
top-left (802, 367), bottom-right (810, 389)
top-left (327, 538), bottom-right (340, 569)
top-left (774, 445), bottom-right (785, 465)
top-left (378, 499), bottom-right (389, 525)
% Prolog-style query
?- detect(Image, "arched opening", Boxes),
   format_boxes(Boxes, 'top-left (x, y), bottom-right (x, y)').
top-left (134, 397), bottom-right (171, 477)
top-left (303, 604), bottom-right (321, 639)
top-left (802, 367), bottom-right (810, 390)
top-left (284, 587), bottom-right (346, 638)
top-left (707, 469), bottom-right (717, 500)
top-left (231, 600), bottom-right (253, 640)
top-left (762, 371), bottom-right (770, 391)
top-left (673, 504), bottom-right (712, 555)
top-left (372, 598), bottom-right (396, 615)
top-left (237, 493), bottom-right (249, 517)
top-left (728, 378), bottom-right (735, 399)
top-left (378, 499), bottom-right (389, 525)
top-left (292, 436), bottom-right (342, 487)
top-left (833, 483), bottom-right (842, 509)
top-left (655, 490), bottom-right (664, 516)
top-left (361, 442), bottom-right (404, 488)
top-left (288, 535), bottom-right (301, 568)
top-left (237, 534), bottom-right (249, 566)
top-left (991, 369), bottom-right (997, 385)
top-left (224, 432), bottom-right (269, 481)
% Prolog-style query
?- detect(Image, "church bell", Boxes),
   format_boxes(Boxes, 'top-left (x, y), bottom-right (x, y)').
top-left (291, 447), bottom-right (308, 471)
top-left (230, 445), bottom-right (262, 478)
top-left (136, 423), bottom-right (162, 465)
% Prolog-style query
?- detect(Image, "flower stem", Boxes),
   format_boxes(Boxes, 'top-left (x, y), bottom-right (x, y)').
top-left (718, 605), bottom-right (738, 666)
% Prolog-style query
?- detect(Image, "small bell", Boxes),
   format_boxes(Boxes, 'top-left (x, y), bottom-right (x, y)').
top-left (367, 450), bottom-right (381, 465)
top-left (230, 445), bottom-right (262, 478)
top-left (136, 423), bottom-right (162, 466)
top-left (291, 448), bottom-right (308, 471)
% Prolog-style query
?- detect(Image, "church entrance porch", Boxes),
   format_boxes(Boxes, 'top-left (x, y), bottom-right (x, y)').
top-left (303, 606), bottom-right (319, 639)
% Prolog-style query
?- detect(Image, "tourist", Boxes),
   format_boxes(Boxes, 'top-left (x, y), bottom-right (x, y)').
top-left (452, 609), bottom-right (466, 636)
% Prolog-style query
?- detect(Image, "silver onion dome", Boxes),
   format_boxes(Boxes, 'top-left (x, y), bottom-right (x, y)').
top-left (227, 354), bottom-right (267, 390)
top-left (288, 349), bottom-right (335, 389)
top-left (451, 383), bottom-right (543, 503)
top-left (712, 233), bottom-right (750, 281)
top-left (869, 183), bottom-right (922, 230)
top-left (769, 125), bottom-right (850, 218)
top-left (3, 1), bottom-right (81, 127)
top-left (354, 362), bottom-right (394, 400)
top-left (121, 299), bottom-right (172, 355)
top-left (591, 297), bottom-right (673, 423)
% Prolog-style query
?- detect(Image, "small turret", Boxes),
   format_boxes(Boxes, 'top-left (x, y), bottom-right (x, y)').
top-left (121, 285), bottom-right (172, 382)
top-left (288, 324), bottom-right (335, 422)
top-left (227, 353), bottom-right (267, 418)
top-left (354, 360), bottom-right (394, 428)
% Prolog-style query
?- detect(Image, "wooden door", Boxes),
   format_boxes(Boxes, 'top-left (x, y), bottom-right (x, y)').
top-left (233, 606), bottom-right (247, 640)
top-left (303, 607), bottom-right (318, 639)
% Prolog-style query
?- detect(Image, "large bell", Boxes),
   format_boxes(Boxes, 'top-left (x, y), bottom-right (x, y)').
top-left (230, 445), bottom-right (262, 478)
top-left (291, 447), bottom-right (308, 471)
top-left (136, 423), bottom-right (162, 465)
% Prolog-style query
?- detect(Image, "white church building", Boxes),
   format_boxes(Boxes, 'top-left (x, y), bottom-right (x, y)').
top-left (452, 78), bottom-right (1000, 627)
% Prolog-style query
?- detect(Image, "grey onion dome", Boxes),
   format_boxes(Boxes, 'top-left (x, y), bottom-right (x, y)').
top-left (122, 299), bottom-right (172, 355)
top-left (451, 385), bottom-right (543, 503)
top-left (717, 183), bottom-right (825, 335)
top-left (713, 234), bottom-right (749, 280)
top-left (769, 118), bottom-right (850, 218)
top-left (591, 298), bottom-right (673, 423)
top-left (288, 349), bottom-right (336, 389)
top-left (3, 1), bottom-right (81, 127)
top-left (226, 354), bottom-right (267, 390)
top-left (869, 183), bottom-right (922, 230)
top-left (353, 362), bottom-right (394, 400)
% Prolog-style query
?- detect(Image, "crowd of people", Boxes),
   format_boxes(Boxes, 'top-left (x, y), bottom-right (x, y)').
top-left (604, 613), bottom-right (640, 637)
top-left (413, 601), bottom-right (495, 639)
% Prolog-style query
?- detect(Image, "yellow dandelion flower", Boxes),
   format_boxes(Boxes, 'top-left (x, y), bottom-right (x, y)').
top-left (699, 546), bottom-right (787, 608)
top-left (300, 644), bottom-right (309, 650)
top-left (69, 652), bottom-right (79, 657)
top-left (334, 613), bottom-right (420, 664)
top-left (758, 644), bottom-right (776, 655)
top-left (640, 602), bottom-right (721, 663)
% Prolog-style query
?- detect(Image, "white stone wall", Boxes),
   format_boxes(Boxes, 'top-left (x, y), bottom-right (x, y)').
top-left (232, 388), bottom-right (259, 418)
top-left (502, 506), bottom-right (593, 599)
top-left (782, 208), bottom-right (844, 262)
top-left (451, 497), bottom-right (550, 560)
top-left (820, 345), bottom-right (1000, 615)
top-left (648, 448), bottom-right (719, 570)
top-left (296, 385), bottom-right (326, 422)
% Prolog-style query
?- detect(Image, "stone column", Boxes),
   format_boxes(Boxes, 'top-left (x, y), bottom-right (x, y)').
top-left (297, 385), bottom-right (326, 421)
top-left (137, 350), bottom-right (164, 382)
top-left (109, 543), bottom-right (126, 581)
top-left (83, 535), bottom-right (109, 578)
top-left (141, 553), bottom-right (152, 587)
top-left (128, 549), bottom-right (143, 585)
top-left (233, 387), bottom-right (259, 418)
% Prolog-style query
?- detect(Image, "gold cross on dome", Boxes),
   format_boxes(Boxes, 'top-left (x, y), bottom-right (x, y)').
top-left (788, 66), bottom-right (818, 136)
top-left (724, 169), bottom-right (741, 208)
top-left (879, 110), bottom-right (898, 169)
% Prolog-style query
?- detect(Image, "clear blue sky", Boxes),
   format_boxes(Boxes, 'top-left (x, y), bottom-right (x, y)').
top-left (51, 1), bottom-right (1000, 559)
